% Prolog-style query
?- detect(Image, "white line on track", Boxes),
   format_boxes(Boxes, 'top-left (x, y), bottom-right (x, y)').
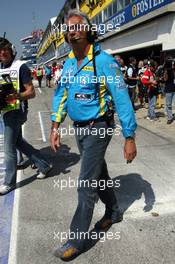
top-left (38, 111), bottom-right (47, 143)
top-left (8, 170), bottom-right (21, 264)
top-left (38, 87), bottom-right (42, 94)
top-left (8, 123), bottom-right (25, 264)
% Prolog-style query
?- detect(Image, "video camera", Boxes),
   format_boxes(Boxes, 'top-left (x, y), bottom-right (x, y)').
top-left (0, 74), bottom-right (15, 110)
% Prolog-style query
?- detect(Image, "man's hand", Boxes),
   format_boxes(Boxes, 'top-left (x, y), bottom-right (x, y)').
top-left (50, 129), bottom-right (61, 152)
top-left (151, 80), bottom-right (157, 85)
top-left (6, 92), bottom-right (18, 104)
top-left (23, 81), bottom-right (35, 99)
top-left (124, 138), bottom-right (137, 163)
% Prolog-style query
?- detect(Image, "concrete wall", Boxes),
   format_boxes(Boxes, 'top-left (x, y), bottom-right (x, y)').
top-left (101, 13), bottom-right (175, 54)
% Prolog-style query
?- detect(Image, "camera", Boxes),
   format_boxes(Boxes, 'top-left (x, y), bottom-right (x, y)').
top-left (0, 74), bottom-right (15, 110)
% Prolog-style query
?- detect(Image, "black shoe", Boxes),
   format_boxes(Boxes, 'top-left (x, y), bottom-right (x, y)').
top-left (17, 159), bottom-right (31, 170)
top-left (95, 212), bottom-right (123, 230)
top-left (53, 242), bottom-right (81, 261)
top-left (167, 119), bottom-right (173, 125)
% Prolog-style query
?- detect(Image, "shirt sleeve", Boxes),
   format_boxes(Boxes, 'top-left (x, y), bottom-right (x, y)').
top-left (102, 55), bottom-right (137, 138)
top-left (127, 67), bottom-right (133, 77)
top-left (19, 64), bottom-right (32, 84)
top-left (51, 71), bottom-right (68, 123)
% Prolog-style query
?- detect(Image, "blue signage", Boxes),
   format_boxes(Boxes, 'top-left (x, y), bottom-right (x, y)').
top-left (105, 0), bottom-right (175, 31)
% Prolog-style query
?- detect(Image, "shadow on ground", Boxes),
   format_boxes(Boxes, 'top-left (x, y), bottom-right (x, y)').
top-left (16, 144), bottom-right (80, 189)
top-left (72, 173), bottom-right (156, 260)
top-left (40, 144), bottom-right (80, 177)
top-left (113, 173), bottom-right (155, 213)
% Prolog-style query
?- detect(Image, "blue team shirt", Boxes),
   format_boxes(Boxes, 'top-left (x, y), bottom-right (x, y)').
top-left (51, 43), bottom-right (137, 138)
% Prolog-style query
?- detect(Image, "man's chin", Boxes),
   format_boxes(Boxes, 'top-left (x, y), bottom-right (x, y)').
top-left (0, 58), bottom-right (12, 65)
top-left (0, 60), bottom-right (7, 64)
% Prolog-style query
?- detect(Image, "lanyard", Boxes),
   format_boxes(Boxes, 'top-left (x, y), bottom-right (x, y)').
top-left (73, 45), bottom-right (99, 99)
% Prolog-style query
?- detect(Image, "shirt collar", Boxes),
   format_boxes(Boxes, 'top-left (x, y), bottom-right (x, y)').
top-left (68, 42), bottom-right (101, 60)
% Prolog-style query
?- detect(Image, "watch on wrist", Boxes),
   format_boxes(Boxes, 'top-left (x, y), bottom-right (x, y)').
top-left (126, 135), bottom-right (135, 141)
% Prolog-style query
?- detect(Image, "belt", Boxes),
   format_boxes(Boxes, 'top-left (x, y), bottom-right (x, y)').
top-left (73, 116), bottom-right (106, 127)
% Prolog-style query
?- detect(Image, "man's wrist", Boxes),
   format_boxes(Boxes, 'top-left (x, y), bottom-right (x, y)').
top-left (51, 122), bottom-right (60, 133)
top-left (51, 127), bottom-right (59, 134)
top-left (125, 134), bottom-right (135, 141)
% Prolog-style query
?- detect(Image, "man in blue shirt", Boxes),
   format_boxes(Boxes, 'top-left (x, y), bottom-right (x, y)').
top-left (50, 10), bottom-right (137, 261)
top-left (43, 64), bottom-right (52, 87)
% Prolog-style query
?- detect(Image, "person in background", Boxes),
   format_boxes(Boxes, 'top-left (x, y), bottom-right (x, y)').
top-left (120, 58), bottom-right (128, 82)
top-left (138, 60), bottom-right (147, 107)
top-left (52, 62), bottom-right (57, 80)
top-left (115, 54), bottom-right (122, 65)
top-left (36, 67), bottom-right (43, 88)
top-left (43, 64), bottom-right (52, 87)
top-left (54, 63), bottom-right (63, 86)
top-left (141, 60), bottom-right (159, 121)
top-left (126, 57), bottom-right (139, 111)
top-left (0, 37), bottom-right (52, 195)
top-left (115, 55), bottom-right (127, 81)
top-left (163, 59), bottom-right (175, 124)
top-left (32, 68), bottom-right (37, 80)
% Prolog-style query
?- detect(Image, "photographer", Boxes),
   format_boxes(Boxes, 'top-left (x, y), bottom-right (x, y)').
top-left (0, 37), bottom-right (52, 195)
top-left (141, 60), bottom-right (159, 121)
top-left (126, 57), bottom-right (139, 111)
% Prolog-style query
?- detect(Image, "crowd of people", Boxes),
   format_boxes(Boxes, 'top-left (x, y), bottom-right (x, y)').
top-left (115, 55), bottom-right (175, 124)
top-left (32, 62), bottom-right (63, 88)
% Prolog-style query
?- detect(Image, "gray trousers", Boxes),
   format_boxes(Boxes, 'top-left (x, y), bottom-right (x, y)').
top-left (69, 121), bottom-right (119, 250)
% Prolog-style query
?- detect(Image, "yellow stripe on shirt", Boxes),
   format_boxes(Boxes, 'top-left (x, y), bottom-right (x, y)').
top-left (56, 89), bottom-right (67, 122)
top-left (99, 80), bottom-right (106, 116)
top-left (87, 44), bottom-right (93, 61)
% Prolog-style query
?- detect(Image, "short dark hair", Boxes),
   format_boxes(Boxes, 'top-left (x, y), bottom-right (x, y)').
top-left (149, 60), bottom-right (155, 68)
top-left (129, 57), bottom-right (136, 63)
top-left (0, 37), bottom-right (11, 49)
top-left (0, 37), bottom-right (16, 57)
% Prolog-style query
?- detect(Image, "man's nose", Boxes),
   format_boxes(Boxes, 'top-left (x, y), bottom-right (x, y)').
top-left (0, 50), bottom-right (6, 56)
